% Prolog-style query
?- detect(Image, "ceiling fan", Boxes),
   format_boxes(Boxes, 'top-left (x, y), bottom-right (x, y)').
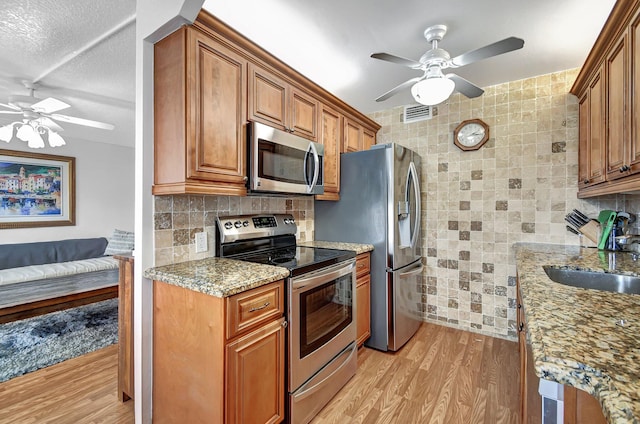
top-left (0, 82), bottom-right (115, 148)
top-left (371, 25), bottom-right (524, 106)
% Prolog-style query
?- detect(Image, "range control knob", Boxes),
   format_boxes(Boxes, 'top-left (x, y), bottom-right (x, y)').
top-left (234, 221), bottom-right (242, 228)
top-left (242, 220), bottom-right (249, 227)
top-left (283, 218), bottom-right (290, 224)
top-left (224, 222), bottom-right (233, 229)
top-left (289, 218), bottom-right (295, 224)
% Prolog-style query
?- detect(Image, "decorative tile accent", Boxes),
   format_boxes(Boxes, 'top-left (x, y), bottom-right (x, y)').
top-left (448, 221), bottom-right (459, 230)
top-left (509, 178), bottom-right (522, 189)
top-left (471, 170), bottom-right (483, 180)
top-left (496, 200), bottom-right (508, 211)
top-left (459, 201), bottom-right (471, 210)
top-left (438, 163), bottom-right (449, 172)
top-left (460, 181), bottom-right (471, 190)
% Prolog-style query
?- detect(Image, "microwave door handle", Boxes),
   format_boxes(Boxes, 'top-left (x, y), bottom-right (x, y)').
top-left (309, 142), bottom-right (320, 193)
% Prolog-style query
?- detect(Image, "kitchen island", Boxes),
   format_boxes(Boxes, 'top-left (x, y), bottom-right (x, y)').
top-left (515, 243), bottom-right (640, 424)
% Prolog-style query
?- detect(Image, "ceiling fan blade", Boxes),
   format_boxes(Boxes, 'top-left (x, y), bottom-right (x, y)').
top-left (446, 74), bottom-right (484, 98)
top-left (48, 113), bottom-right (115, 130)
top-left (0, 102), bottom-right (21, 111)
top-left (371, 53), bottom-right (422, 69)
top-left (0, 111), bottom-right (22, 114)
top-left (449, 37), bottom-right (524, 68)
top-left (31, 97), bottom-right (70, 114)
top-left (375, 77), bottom-right (423, 102)
top-left (38, 117), bottom-right (65, 132)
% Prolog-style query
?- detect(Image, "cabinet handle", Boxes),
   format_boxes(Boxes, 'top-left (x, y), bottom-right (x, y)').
top-left (518, 322), bottom-right (524, 332)
top-left (620, 165), bottom-right (630, 172)
top-left (583, 178), bottom-right (590, 184)
top-left (249, 302), bottom-right (270, 312)
top-left (289, 128), bottom-right (295, 133)
top-left (517, 303), bottom-right (522, 309)
top-left (281, 320), bottom-right (288, 328)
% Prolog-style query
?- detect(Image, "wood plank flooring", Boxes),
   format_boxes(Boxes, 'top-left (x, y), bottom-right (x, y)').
top-left (0, 322), bottom-right (518, 424)
top-left (0, 344), bottom-right (133, 424)
top-left (311, 322), bottom-right (520, 424)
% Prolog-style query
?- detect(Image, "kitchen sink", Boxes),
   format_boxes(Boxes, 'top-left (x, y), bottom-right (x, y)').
top-left (543, 266), bottom-right (640, 295)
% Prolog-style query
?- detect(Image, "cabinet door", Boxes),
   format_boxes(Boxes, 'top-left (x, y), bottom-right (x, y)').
top-left (117, 255), bottom-right (134, 402)
top-left (356, 274), bottom-right (370, 348)
top-left (316, 105), bottom-right (342, 200)
top-left (248, 63), bottom-right (288, 131)
top-left (363, 128), bottom-right (375, 151)
top-left (578, 93), bottom-right (591, 188)
top-left (605, 34), bottom-right (628, 181)
top-left (343, 118), bottom-right (362, 152)
top-left (290, 88), bottom-right (318, 141)
top-left (226, 317), bottom-right (286, 424)
top-left (630, 11), bottom-right (640, 173)
top-left (187, 30), bottom-right (247, 184)
top-left (588, 69), bottom-right (606, 185)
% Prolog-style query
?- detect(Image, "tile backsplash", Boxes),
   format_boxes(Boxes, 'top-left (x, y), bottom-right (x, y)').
top-left (153, 195), bottom-right (314, 266)
top-left (368, 68), bottom-right (640, 340)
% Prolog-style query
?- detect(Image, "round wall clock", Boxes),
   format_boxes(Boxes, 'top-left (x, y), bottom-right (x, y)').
top-left (453, 119), bottom-right (489, 151)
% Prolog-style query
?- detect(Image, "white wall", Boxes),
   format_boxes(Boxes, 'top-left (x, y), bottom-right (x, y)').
top-left (0, 139), bottom-right (134, 244)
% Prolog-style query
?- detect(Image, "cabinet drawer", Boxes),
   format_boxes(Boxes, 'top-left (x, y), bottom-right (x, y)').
top-left (226, 280), bottom-right (284, 339)
top-left (356, 253), bottom-right (370, 278)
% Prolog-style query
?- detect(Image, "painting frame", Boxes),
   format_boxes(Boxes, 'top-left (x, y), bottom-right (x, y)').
top-left (0, 149), bottom-right (76, 229)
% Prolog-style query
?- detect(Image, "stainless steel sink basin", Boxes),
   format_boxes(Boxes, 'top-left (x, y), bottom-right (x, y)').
top-left (543, 266), bottom-right (640, 295)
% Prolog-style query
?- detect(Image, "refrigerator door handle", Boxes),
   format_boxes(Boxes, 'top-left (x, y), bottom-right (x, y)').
top-left (399, 263), bottom-right (424, 277)
top-left (407, 161), bottom-right (421, 248)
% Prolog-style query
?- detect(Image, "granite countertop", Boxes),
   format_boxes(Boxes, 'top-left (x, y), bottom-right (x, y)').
top-left (514, 243), bottom-right (640, 424)
top-left (144, 257), bottom-right (289, 298)
top-left (299, 240), bottom-right (374, 255)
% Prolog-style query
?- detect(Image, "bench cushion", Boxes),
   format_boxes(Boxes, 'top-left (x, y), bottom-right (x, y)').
top-left (0, 256), bottom-right (119, 286)
top-left (0, 238), bottom-right (108, 270)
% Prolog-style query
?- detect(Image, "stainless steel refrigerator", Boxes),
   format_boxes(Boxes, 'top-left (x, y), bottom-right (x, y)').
top-left (314, 143), bottom-right (423, 351)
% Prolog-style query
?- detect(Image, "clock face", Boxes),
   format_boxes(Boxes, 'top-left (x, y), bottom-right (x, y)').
top-left (453, 119), bottom-right (489, 151)
top-left (457, 122), bottom-right (486, 146)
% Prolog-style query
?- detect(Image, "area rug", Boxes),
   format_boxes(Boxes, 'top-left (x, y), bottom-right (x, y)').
top-left (0, 298), bottom-right (118, 383)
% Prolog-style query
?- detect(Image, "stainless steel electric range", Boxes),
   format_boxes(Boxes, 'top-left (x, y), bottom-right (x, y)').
top-left (216, 213), bottom-right (357, 424)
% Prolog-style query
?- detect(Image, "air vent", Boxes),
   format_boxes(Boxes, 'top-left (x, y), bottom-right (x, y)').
top-left (403, 104), bottom-right (435, 123)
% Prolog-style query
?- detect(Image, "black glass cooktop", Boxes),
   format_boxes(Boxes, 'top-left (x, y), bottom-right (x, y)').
top-left (232, 246), bottom-right (355, 277)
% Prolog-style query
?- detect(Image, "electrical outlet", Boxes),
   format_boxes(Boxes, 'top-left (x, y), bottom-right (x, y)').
top-left (195, 232), bottom-right (208, 253)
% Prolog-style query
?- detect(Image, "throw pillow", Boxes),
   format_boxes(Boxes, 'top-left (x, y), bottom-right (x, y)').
top-left (104, 229), bottom-right (135, 255)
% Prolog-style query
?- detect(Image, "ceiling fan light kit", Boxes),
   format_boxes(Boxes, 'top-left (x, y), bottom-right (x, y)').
top-left (0, 82), bottom-right (114, 148)
top-left (371, 25), bottom-right (524, 106)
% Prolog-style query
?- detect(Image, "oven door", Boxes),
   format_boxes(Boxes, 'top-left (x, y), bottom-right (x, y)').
top-left (249, 121), bottom-right (324, 195)
top-left (289, 259), bottom-right (356, 391)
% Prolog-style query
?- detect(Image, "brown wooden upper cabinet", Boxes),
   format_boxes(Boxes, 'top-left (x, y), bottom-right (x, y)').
top-left (153, 26), bottom-right (248, 196)
top-left (152, 11), bottom-right (380, 197)
top-left (316, 104), bottom-right (342, 201)
top-left (342, 118), bottom-right (376, 153)
top-left (572, 0), bottom-right (640, 197)
top-left (248, 63), bottom-right (319, 141)
top-left (578, 67), bottom-right (606, 190)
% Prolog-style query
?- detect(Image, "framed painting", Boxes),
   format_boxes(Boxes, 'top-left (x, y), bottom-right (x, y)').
top-left (0, 149), bottom-right (75, 229)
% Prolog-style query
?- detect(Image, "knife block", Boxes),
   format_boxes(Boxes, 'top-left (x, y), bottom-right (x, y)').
top-left (579, 221), bottom-right (601, 245)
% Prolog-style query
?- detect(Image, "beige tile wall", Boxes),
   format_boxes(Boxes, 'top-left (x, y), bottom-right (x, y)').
top-left (368, 68), bottom-right (640, 340)
top-left (153, 195), bottom-right (314, 266)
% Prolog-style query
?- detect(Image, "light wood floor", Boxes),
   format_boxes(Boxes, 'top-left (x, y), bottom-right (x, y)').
top-left (311, 322), bottom-right (520, 424)
top-left (0, 344), bottom-right (134, 424)
top-left (0, 322), bottom-right (518, 424)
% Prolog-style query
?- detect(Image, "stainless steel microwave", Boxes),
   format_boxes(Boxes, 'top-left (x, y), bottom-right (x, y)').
top-left (248, 121), bottom-right (324, 195)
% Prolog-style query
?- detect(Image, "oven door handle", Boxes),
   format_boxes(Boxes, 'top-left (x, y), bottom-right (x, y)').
top-left (291, 260), bottom-right (355, 292)
top-left (291, 343), bottom-right (356, 401)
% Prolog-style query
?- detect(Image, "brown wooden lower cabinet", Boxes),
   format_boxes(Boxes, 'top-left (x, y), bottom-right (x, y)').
top-left (153, 279), bottom-right (285, 424)
top-left (115, 254), bottom-right (134, 402)
top-left (518, 279), bottom-right (607, 424)
top-left (355, 252), bottom-right (371, 348)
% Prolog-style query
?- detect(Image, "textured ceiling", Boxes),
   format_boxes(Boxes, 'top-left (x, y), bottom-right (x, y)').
top-left (0, 0), bottom-right (135, 148)
top-left (0, 1), bottom-right (618, 149)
